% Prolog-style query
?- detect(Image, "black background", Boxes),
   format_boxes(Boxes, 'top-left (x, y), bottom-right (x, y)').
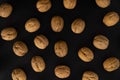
top-left (0, 0), bottom-right (120, 80)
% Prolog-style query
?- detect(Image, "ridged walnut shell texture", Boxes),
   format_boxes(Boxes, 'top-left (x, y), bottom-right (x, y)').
top-left (63, 0), bottom-right (77, 9)
top-left (1, 27), bottom-right (17, 41)
top-left (71, 18), bottom-right (85, 34)
top-left (103, 57), bottom-right (120, 72)
top-left (78, 47), bottom-right (94, 62)
top-left (93, 35), bottom-right (109, 50)
top-left (103, 11), bottom-right (119, 27)
top-left (95, 0), bottom-right (111, 8)
top-left (12, 68), bottom-right (27, 80)
top-left (54, 65), bottom-right (71, 79)
top-left (34, 34), bottom-right (49, 49)
top-left (54, 40), bottom-right (68, 58)
top-left (0, 3), bottom-right (13, 18)
top-left (31, 56), bottom-right (46, 72)
top-left (25, 18), bottom-right (40, 33)
top-left (82, 71), bottom-right (99, 80)
top-left (36, 0), bottom-right (52, 12)
top-left (13, 41), bottom-right (28, 57)
top-left (51, 16), bottom-right (64, 32)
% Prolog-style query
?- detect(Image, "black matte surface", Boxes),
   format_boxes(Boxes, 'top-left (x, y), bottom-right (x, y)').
top-left (0, 0), bottom-right (120, 80)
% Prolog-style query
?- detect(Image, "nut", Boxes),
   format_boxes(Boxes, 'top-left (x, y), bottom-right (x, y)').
top-left (51, 16), bottom-right (64, 32)
top-left (103, 11), bottom-right (119, 27)
top-left (13, 41), bottom-right (28, 57)
top-left (54, 40), bottom-right (68, 58)
top-left (71, 18), bottom-right (85, 34)
top-left (78, 47), bottom-right (94, 62)
top-left (93, 35), bottom-right (109, 50)
top-left (103, 57), bottom-right (120, 72)
top-left (1, 27), bottom-right (17, 41)
top-left (82, 71), bottom-right (99, 80)
top-left (95, 0), bottom-right (111, 8)
top-left (34, 34), bottom-right (49, 49)
top-left (25, 18), bottom-right (40, 33)
top-left (55, 65), bottom-right (70, 79)
top-left (12, 68), bottom-right (27, 80)
top-left (31, 56), bottom-right (46, 72)
top-left (36, 0), bottom-right (52, 12)
top-left (0, 3), bottom-right (13, 18)
top-left (63, 0), bottom-right (77, 9)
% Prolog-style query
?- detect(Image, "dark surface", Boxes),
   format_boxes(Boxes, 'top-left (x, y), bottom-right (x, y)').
top-left (0, 0), bottom-right (120, 80)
